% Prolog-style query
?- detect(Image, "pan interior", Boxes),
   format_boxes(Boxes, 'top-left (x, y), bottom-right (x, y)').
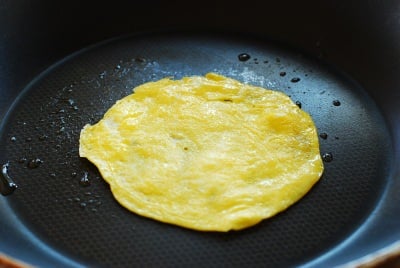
top-left (0, 32), bottom-right (393, 267)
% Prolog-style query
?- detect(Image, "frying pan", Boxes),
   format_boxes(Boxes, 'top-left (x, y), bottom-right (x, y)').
top-left (0, 0), bottom-right (399, 267)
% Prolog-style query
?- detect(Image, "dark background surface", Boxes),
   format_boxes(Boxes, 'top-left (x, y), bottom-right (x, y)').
top-left (0, 0), bottom-right (399, 267)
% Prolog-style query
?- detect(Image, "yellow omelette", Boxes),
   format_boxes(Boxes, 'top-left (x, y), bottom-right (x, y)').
top-left (79, 72), bottom-right (324, 232)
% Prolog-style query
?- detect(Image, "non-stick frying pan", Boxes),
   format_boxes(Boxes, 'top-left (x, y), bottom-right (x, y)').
top-left (1, 1), bottom-right (399, 268)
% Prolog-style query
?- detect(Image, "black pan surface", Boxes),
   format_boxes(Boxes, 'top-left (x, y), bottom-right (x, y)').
top-left (0, 31), bottom-right (397, 267)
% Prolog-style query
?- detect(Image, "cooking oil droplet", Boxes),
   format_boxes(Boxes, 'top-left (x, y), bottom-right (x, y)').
top-left (27, 158), bottom-right (42, 169)
top-left (17, 157), bottom-right (27, 164)
top-left (319, 133), bottom-right (328, 139)
top-left (10, 137), bottom-right (16, 142)
top-left (238, 53), bottom-right (251, 62)
top-left (1, 163), bottom-right (17, 195)
top-left (135, 57), bottom-right (146, 63)
top-left (333, 100), bottom-right (341, 106)
top-left (291, 77), bottom-right (301, 83)
top-left (79, 172), bottom-right (91, 187)
top-left (38, 134), bottom-right (48, 141)
top-left (322, 153), bottom-right (333, 162)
